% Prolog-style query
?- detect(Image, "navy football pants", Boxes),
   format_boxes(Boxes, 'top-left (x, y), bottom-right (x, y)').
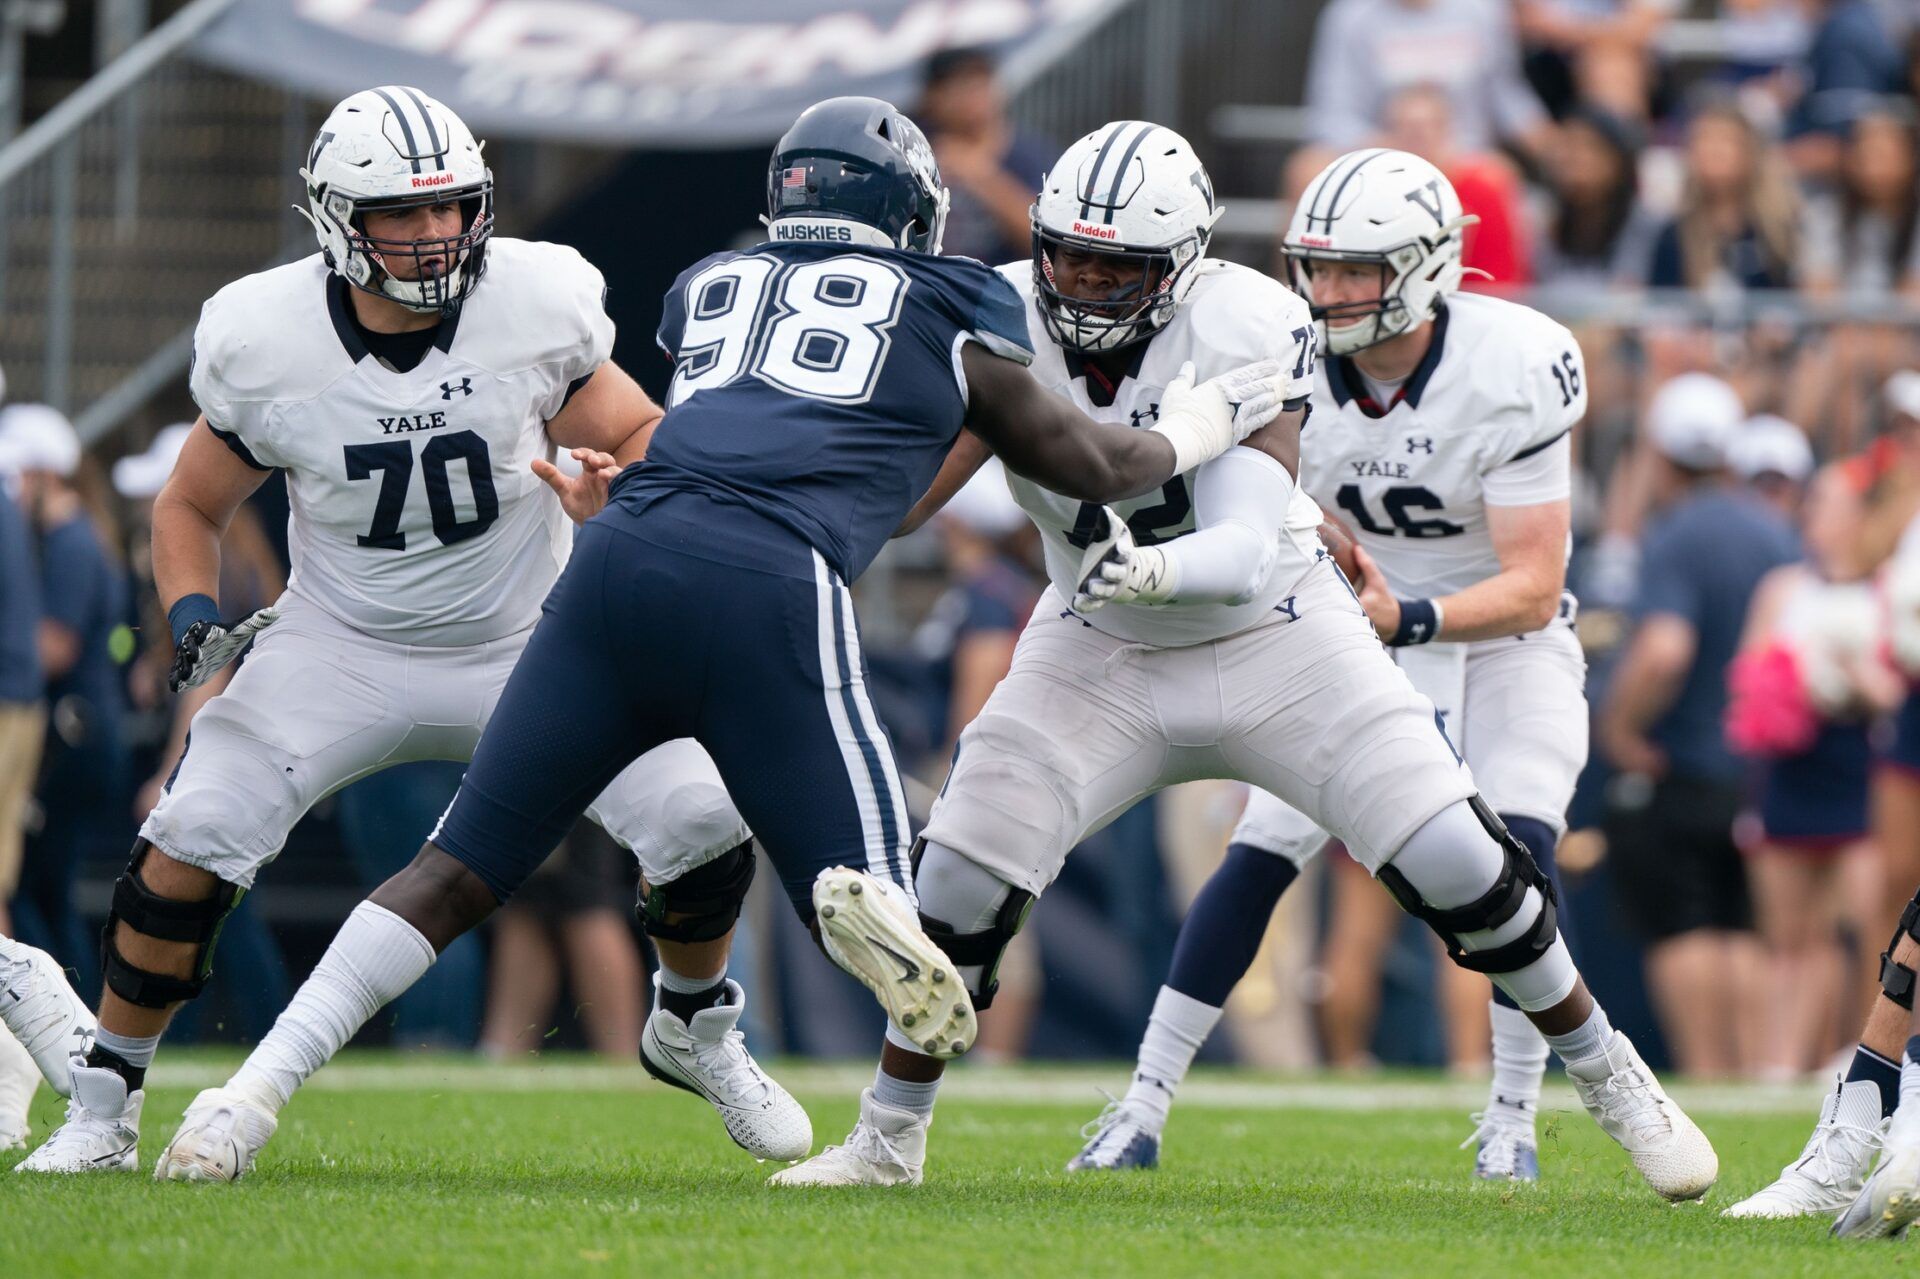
top-left (432, 501), bottom-right (914, 921)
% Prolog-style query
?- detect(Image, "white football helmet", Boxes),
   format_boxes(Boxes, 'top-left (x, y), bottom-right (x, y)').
top-left (1030, 120), bottom-right (1223, 353)
top-left (1282, 149), bottom-right (1476, 356)
top-left (297, 86), bottom-right (493, 315)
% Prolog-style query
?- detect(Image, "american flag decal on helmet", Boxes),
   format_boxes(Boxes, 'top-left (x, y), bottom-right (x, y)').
top-left (782, 166), bottom-right (808, 188)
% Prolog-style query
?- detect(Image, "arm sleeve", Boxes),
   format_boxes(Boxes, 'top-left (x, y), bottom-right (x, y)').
top-left (1157, 447), bottom-right (1297, 605)
top-left (1481, 432), bottom-right (1571, 506)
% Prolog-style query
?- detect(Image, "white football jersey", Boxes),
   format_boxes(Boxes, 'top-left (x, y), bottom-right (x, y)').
top-left (999, 259), bottom-right (1324, 647)
top-left (190, 237), bottom-right (612, 647)
top-left (1301, 292), bottom-right (1583, 603)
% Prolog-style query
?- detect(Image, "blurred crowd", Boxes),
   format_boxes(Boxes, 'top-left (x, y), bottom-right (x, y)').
top-left (11, 7), bottom-right (1920, 1079)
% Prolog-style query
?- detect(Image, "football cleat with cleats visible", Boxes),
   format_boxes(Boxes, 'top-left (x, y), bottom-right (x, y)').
top-left (154, 1087), bottom-right (279, 1182)
top-left (1464, 1109), bottom-right (1540, 1183)
top-left (1067, 1095), bottom-right (1160, 1172)
top-left (16, 1062), bottom-right (141, 1174)
top-left (1724, 1078), bottom-right (1882, 1219)
top-left (641, 978), bottom-right (811, 1162)
top-left (1565, 1031), bottom-right (1717, 1202)
top-left (0, 937), bottom-right (96, 1096)
top-left (1833, 1133), bottom-right (1920, 1239)
top-left (768, 1089), bottom-right (926, 1187)
top-left (812, 868), bottom-right (975, 1059)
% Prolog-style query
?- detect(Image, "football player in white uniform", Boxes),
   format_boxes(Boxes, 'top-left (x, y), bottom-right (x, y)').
top-left (15, 88), bottom-right (808, 1178)
top-left (772, 129), bottom-right (1713, 1201)
top-left (1074, 147), bottom-right (1592, 1182)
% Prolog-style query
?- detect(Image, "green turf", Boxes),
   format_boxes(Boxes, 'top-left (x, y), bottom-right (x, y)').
top-left (0, 1054), bottom-right (1909, 1278)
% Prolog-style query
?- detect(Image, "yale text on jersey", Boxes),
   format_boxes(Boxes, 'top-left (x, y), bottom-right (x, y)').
top-left (377, 411), bottom-right (456, 436)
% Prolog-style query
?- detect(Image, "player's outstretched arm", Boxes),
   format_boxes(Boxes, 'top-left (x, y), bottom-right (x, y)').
top-left (961, 345), bottom-right (1287, 503)
top-left (152, 418), bottom-right (271, 614)
top-left (548, 361), bottom-right (665, 470)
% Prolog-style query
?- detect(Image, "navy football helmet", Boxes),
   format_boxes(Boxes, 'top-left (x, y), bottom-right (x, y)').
top-left (765, 96), bottom-right (949, 254)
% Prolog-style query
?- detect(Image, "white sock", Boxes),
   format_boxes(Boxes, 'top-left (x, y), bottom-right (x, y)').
top-left (229, 902), bottom-right (435, 1113)
top-left (1542, 1002), bottom-right (1614, 1069)
top-left (0, 1026), bottom-right (37, 1130)
top-left (1890, 1041), bottom-right (1920, 1145)
top-left (1488, 1001), bottom-right (1548, 1124)
top-left (1123, 987), bottom-right (1223, 1131)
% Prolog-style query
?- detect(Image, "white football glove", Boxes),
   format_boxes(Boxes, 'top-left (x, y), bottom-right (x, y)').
top-left (1072, 507), bottom-right (1180, 612)
top-left (168, 607), bottom-right (280, 692)
top-left (1148, 358), bottom-right (1291, 475)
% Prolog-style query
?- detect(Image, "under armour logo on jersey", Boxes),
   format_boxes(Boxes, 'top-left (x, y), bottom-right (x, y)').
top-left (1406, 437), bottom-right (1434, 454)
top-left (1405, 179), bottom-right (1447, 227)
top-left (440, 378), bottom-right (472, 400)
top-left (1274, 595), bottom-right (1299, 622)
top-left (1129, 403), bottom-right (1160, 428)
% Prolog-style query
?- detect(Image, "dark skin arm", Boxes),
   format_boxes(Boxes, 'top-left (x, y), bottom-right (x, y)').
top-left (896, 430), bottom-right (993, 537)
top-left (960, 343), bottom-right (1182, 503)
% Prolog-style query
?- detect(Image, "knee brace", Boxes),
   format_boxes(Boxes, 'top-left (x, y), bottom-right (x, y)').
top-left (912, 838), bottom-right (1033, 1010)
top-left (638, 841), bottom-right (756, 944)
top-left (1376, 797), bottom-right (1559, 977)
top-left (101, 842), bottom-right (244, 1009)
top-left (1880, 890), bottom-right (1920, 1011)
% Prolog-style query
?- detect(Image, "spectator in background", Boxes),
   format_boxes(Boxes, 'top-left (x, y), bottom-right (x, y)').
top-left (1728, 460), bottom-right (1894, 1080)
top-left (1601, 373), bottom-right (1800, 1077)
top-left (1646, 99), bottom-right (1802, 293)
top-left (1800, 103), bottom-right (1920, 295)
top-left (1729, 413), bottom-right (1817, 518)
top-left (1303, 0), bottom-right (1554, 162)
top-left (1783, 0), bottom-right (1902, 180)
top-left (915, 46), bottom-right (1053, 268)
top-left (1513, 0), bottom-right (1674, 120)
top-left (107, 425), bottom-right (292, 1046)
top-left (1380, 83), bottom-right (1534, 288)
top-left (1535, 106), bottom-right (1661, 288)
top-left (0, 451), bottom-right (41, 940)
top-left (0, 405), bottom-right (128, 992)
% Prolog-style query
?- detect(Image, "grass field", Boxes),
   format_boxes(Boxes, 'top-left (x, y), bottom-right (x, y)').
top-left (1, 1053), bottom-right (1911, 1278)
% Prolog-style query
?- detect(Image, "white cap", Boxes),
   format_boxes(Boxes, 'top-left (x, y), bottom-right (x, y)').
top-left (1647, 373), bottom-right (1743, 470)
top-left (1729, 414), bottom-right (1814, 483)
top-left (1887, 370), bottom-right (1920, 422)
top-left (111, 423), bottom-right (194, 498)
top-left (940, 457), bottom-right (1027, 538)
top-left (0, 403), bottom-right (81, 478)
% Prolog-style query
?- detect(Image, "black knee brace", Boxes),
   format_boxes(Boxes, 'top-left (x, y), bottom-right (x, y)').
top-left (639, 841), bottom-right (756, 944)
top-left (1880, 890), bottom-right (1920, 1011)
top-left (910, 837), bottom-right (1033, 1010)
top-left (1376, 797), bottom-right (1559, 976)
top-left (100, 843), bottom-right (244, 1009)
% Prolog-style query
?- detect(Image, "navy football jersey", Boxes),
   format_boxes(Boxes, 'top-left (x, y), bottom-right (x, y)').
top-left (627, 242), bottom-right (1033, 581)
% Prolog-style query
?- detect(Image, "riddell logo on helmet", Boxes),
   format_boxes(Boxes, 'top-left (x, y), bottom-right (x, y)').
top-left (411, 173), bottom-right (456, 189)
top-left (1071, 221), bottom-right (1118, 240)
top-left (1297, 234), bottom-right (1333, 247)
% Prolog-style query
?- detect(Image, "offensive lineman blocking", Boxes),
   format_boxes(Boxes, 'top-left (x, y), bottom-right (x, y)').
top-left (773, 129), bottom-right (1712, 1201)
top-left (1076, 147), bottom-right (1589, 1181)
top-left (12, 87), bottom-right (803, 1176)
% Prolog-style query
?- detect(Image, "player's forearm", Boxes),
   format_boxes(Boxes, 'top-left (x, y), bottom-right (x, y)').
top-left (1432, 568), bottom-right (1563, 642)
top-left (150, 489), bottom-right (227, 610)
top-left (1145, 521), bottom-right (1276, 606)
top-left (1007, 420), bottom-right (1178, 505)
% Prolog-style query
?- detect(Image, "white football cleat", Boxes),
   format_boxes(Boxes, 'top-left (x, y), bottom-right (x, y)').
top-left (1463, 1108), bottom-right (1540, 1182)
top-left (16, 1061), bottom-right (141, 1174)
top-left (812, 868), bottom-right (974, 1059)
top-left (768, 1088), bottom-right (926, 1187)
top-left (0, 1024), bottom-right (41, 1148)
top-left (1833, 1132), bottom-right (1920, 1239)
top-left (154, 1087), bottom-right (279, 1182)
top-left (641, 977), bottom-right (811, 1162)
top-left (1565, 1030), bottom-right (1717, 1202)
top-left (0, 938), bottom-right (96, 1095)
top-left (1066, 1095), bottom-right (1161, 1172)
top-left (1723, 1078), bottom-right (1882, 1219)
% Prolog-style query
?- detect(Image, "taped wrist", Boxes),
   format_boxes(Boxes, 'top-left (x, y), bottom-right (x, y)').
top-left (1149, 395), bottom-right (1228, 476)
top-left (168, 593), bottom-right (220, 646)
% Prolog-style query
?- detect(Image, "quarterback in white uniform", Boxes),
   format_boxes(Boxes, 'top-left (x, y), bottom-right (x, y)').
top-left (16, 88), bottom-right (807, 1180)
top-left (773, 130), bottom-right (1712, 1200)
top-left (1082, 149), bottom-right (1591, 1182)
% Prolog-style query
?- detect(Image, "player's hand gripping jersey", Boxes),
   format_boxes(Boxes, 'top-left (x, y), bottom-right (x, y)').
top-left (1304, 292), bottom-right (1585, 606)
top-left (1003, 259), bottom-right (1322, 646)
top-left (189, 237), bottom-right (609, 645)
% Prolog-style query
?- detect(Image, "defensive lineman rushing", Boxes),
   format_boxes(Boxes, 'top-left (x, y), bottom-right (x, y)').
top-left (113, 95), bottom-right (1292, 1181)
top-left (13, 87), bottom-right (805, 1176)
top-left (772, 130), bottom-right (1714, 1200)
top-left (1073, 146), bottom-right (1590, 1181)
